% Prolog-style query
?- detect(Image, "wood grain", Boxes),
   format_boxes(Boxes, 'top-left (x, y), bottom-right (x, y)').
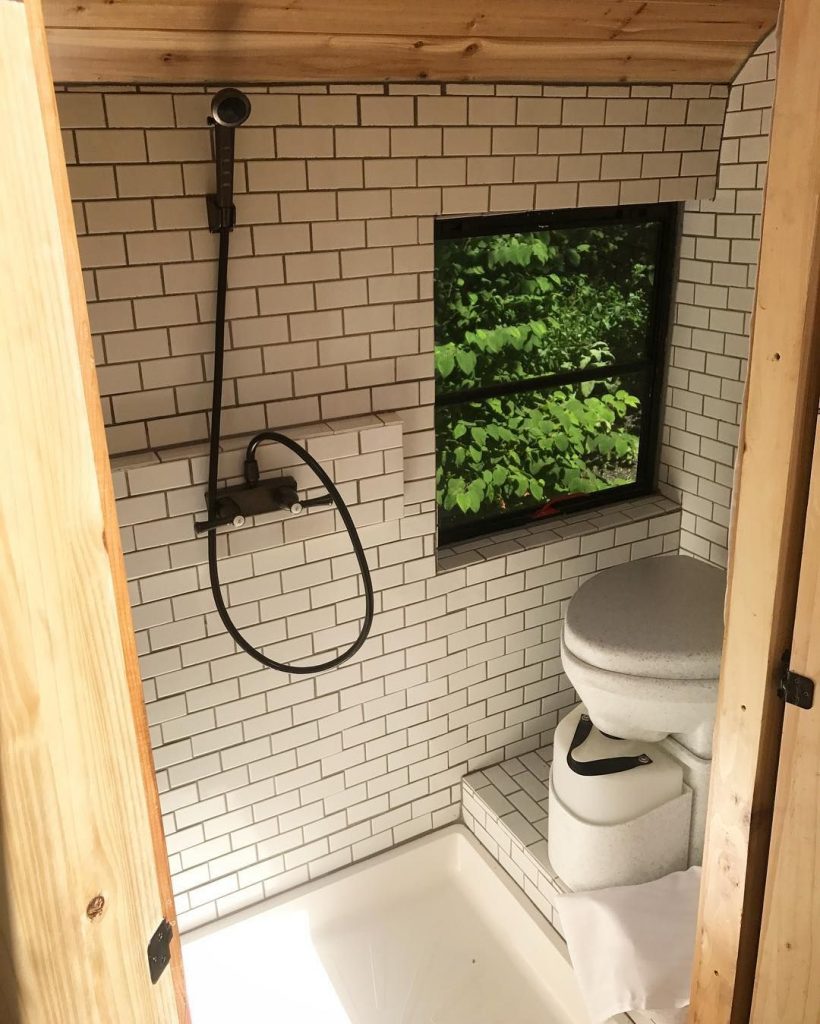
top-left (43, 0), bottom-right (776, 43)
top-left (23, 0), bottom-right (191, 1018)
top-left (0, 0), bottom-right (186, 1020)
top-left (751, 416), bottom-right (820, 1023)
top-left (689, 0), bottom-right (820, 1020)
top-left (44, 27), bottom-right (748, 84)
top-left (40, 0), bottom-right (779, 83)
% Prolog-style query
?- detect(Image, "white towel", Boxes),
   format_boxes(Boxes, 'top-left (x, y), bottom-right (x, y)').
top-left (554, 866), bottom-right (701, 1024)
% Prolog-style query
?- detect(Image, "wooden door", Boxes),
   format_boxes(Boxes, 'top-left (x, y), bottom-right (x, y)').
top-left (750, 415), bottom-right (820, 1023)
top-left (0, 0), bottom-right (188, 1020)
top-left (688, 0), bottom-right (820, 1019)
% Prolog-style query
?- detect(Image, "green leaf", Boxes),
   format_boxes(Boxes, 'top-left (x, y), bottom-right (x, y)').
top-left (455, 349), bottom-right (477, 376)
top-left (435, 346), bottom-right (455, 378)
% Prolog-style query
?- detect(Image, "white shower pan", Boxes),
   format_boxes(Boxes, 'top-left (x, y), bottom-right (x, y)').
top-left (182, 824), bottom-right (605, 1024)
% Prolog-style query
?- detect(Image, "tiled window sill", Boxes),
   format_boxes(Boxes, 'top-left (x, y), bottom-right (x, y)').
top-left (437, 494), bottom-right (681, 574)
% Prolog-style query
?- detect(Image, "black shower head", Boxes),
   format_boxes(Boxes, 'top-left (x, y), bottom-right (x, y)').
top-left (210, 88), bottom-right (252, 129)
top-left (207, 89), bottom-right (251, 227)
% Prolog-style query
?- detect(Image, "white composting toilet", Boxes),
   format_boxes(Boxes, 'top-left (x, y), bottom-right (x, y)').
top-left (548, 555), bottom-right (725, 892)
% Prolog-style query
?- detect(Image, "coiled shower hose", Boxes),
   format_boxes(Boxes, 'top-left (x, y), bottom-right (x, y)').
top-left (205, 227), bottom-right (374, 673)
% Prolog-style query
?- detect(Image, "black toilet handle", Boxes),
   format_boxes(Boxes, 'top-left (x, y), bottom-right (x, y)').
top-left (566, 714), bottom-right (653, 777)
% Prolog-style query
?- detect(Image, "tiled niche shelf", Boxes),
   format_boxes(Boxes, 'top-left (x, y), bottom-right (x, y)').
top-left (111, 411), bottom-right (405, 549)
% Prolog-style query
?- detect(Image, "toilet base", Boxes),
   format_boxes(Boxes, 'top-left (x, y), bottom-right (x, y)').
top-left (659, 736), bottom-right (711, 864)
top-left (548, 775), bottom-right (693, 892)
top-left (548, 706), bottom-right (711, 893)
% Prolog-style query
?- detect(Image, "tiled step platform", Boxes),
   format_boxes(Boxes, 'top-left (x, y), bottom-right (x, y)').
top-left (463, 748), bottom-right (565, 928)
top-left (462, 748), bottom-right (683, 1024)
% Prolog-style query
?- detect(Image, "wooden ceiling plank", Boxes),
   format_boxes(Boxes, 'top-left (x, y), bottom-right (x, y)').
top-left (42, 0), bottom-right (777, 45)
top-left (45, 27), bottom-right (744, 84)
top-left (45, 0), bottom-right (643, 37)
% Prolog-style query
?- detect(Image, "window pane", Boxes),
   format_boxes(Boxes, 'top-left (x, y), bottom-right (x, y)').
top-left (436, 373), bottom-right (646, 536)
top-left (435, 220), bottom-right (661, 396)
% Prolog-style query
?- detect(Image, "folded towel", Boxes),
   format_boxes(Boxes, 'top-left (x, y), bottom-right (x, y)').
top-left (554, 866), bottom-right (701, 1024)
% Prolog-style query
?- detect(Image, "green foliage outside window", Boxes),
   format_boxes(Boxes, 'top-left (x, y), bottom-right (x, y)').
top-left (434, 217), bottom-right (662, 539)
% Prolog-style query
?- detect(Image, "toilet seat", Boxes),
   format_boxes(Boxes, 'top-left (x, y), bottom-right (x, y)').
top-left (560, 555), bottom-right (726, 757)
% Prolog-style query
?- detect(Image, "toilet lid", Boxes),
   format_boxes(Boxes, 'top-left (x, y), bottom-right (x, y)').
top-left (563, 555), bottom-right (726, 680)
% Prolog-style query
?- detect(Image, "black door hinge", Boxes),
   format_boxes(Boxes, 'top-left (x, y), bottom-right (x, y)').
top-left (147, 918), bottom-right (173, 984)
top-left (778, 650), bottom-right (815, 710)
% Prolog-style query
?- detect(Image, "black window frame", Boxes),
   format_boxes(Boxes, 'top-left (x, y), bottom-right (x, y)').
top-left (434, 202), bottom-right (678, 547)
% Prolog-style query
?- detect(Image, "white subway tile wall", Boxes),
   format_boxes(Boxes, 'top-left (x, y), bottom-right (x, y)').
top-left (118, 410), bottom-right (680, 930)
top-left (60, 81), bottom-right (728, 459)
top-left (658, 36), bottom-right (776, 566)
top-left (56, 46), bottom-right (775, 930)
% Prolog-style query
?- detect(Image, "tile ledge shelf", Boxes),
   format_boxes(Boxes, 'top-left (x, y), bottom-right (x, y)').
top-left (109, 411), bottom-right (405, 533)
top-left (109, 411), bottom-right (403, 474)
top-left (437, 494), bottom-right (681, 574)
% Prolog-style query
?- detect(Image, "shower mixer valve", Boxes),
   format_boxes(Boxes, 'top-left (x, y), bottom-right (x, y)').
top-left (195, 475), bottom-right (334, 533)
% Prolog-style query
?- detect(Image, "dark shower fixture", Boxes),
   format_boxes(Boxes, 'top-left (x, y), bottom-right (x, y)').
top-left (196, 88), bottom-right (374, 674)
top-left (206, 88), bottom-right (251, 233)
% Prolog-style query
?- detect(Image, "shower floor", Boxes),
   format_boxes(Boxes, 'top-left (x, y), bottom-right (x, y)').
top-left (182, 824), bottom-right (594, 1024)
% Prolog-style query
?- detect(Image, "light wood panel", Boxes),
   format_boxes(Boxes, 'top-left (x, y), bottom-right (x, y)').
top-left (751, 416), bottom-right (820, 1023)
top-left (41, 0), bottom-right (779, 83)
top-left (43, 0), bottom-right (778, 43)
top-left (43, 29), bottom-right (746, 85)
top-left (22, 0), bottom-right (191, 1017)
top-left (0, 0), bottom-right (187, 1020)
top-left (689, 0), bottom-right (820, 1020)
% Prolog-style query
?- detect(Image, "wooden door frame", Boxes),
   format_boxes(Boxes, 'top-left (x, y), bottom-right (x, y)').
top-left (1, 0), bottom-right (188, 1019)
top-left (689, 0), bottom-right (820, 1019)
top-left (751, 415), bottom-right (820, 1021)
top-left (22, 4), bottom-right (189, 1009)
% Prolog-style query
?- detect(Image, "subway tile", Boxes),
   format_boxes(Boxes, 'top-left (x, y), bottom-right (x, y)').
top-left (516, 98), bottom-right (562, 126)
top-left (76, 129), bottom-right (147, 163)
top-left (360, 97), bottom-right (415, 126)
top-left (299, 95), bottom-right (358, 125)
top-left (276, 128), bottom-right (334, 158)
top-left (417, 97), bottom-right (467, 126)
top-left (56, 93), bottom-right (107, 128)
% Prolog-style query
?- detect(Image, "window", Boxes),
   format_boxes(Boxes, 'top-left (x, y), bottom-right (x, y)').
top-left (434, 204), bottom-right (676, 546)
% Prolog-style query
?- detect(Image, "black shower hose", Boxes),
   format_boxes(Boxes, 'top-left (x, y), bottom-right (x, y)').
top-left (205, 227), bottom-right (374, 673)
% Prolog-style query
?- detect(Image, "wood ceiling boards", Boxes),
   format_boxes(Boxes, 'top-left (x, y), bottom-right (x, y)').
top-left (43, 0), bottom-right (780, 84)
